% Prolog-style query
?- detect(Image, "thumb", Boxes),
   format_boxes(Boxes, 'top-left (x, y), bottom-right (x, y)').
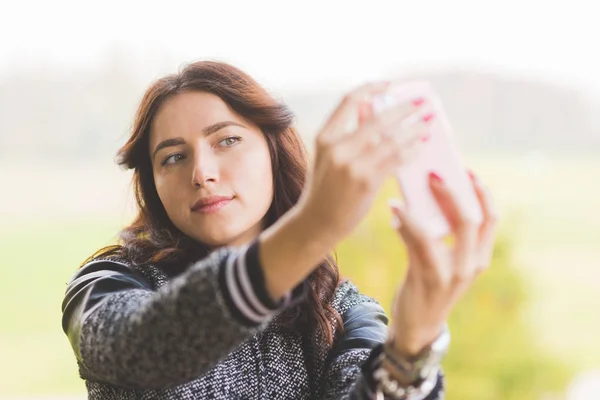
top-left (388, 198), bottom-right (409, 240)
top-left (358, 101), bottom-right (374, 126)
top-left (387, 198), bottom-right (427, 248)
top-left (389, 198), bottom-right (443, 276)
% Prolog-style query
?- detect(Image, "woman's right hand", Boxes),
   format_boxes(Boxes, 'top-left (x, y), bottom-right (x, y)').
top-left (259, 82), bottom-right (434, 300)
top-left (296, 82), bottom-right (433, 248)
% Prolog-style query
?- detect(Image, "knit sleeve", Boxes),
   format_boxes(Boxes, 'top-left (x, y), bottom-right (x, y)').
top-left (319, 297), bottom-right (445, 399)
top-left (61, 240), bottom-right (306, 390)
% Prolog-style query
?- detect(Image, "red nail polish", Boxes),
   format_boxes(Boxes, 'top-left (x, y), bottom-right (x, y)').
top-left (429, 172), bottom-right (443, 182)
top-left (412, 98), bottom-right (425, 107)
top-left (423, 113), bottom-right (435, 122)
top-left (468, 170), bottom-right (476, 180)
top-left (421, 133), bottom-right (430, 142)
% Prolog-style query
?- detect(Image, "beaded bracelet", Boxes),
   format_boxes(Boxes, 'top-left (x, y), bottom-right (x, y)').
top-left (373, 351), bottom-right (439, 399)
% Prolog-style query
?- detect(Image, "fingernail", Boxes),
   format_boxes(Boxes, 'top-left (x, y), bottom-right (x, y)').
top-left (423, 113), bottom-right (435, 122)
top-left (391, 215), bottom-right (402, 230)
top-left (412, 98), bottom-right (425, 107)
top-left (468, 169), bottom-right (476, 180)
top-left (420, 133), bottom-right (431, 142)
top-left (429, 172), bottom-right (443, 183)
top-left (387, 198), bottom-right (402, 210)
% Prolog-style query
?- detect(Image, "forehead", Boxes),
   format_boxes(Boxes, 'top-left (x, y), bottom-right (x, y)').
top-left (150, 91), bottom-right (242, 141)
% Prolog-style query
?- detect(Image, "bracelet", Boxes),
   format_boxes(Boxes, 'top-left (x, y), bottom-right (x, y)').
top-left (382, 340), bottom-right (441, 386)
top-left (371, 326), bottom-right (450, 399)
top-left (373, 352), bottom-right (439, 399)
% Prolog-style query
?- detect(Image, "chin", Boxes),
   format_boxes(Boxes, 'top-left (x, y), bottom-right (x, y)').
top-left (193, 229), bottom-right (249, 249)
top-left (183, 218), bottom-right (263, 249)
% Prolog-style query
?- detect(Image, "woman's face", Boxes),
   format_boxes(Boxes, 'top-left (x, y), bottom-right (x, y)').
top-left (149, 91), bottom-right (274, 248)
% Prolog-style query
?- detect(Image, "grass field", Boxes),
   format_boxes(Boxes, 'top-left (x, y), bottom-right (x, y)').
top-left (1, 152), bottom-right (598, 398)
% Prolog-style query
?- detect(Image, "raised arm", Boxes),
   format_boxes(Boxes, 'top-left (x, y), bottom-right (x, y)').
top-left (61, 241), bottom-right (305, 390)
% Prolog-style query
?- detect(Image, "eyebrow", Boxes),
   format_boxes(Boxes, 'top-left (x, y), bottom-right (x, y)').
top-left (152, 121), bottom-right (247, 160)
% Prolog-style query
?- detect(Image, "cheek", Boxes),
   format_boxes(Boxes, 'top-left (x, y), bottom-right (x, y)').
top-left (231, 147), bottom-right (273, 203)
top-left (154, 172), bottom-right (188, 217)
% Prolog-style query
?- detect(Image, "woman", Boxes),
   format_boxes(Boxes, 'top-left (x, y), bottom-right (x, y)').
top-left (61, 61), bottom-right (497, 399)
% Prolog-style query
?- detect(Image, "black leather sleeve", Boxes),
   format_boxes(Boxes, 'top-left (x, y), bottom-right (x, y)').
top-left (320, 300), bottom-right (444, 400)
top-left (61, 259), bottom-right (153, 360)
top-left (332, 302), bottom-right (389, 354)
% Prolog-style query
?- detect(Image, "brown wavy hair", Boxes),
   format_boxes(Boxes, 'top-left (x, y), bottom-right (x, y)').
top-left (90, 60), bottom-right (343, 344)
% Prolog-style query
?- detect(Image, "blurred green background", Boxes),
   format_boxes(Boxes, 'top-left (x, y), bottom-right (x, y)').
top-left (2, 153), bottom-right (598, 399)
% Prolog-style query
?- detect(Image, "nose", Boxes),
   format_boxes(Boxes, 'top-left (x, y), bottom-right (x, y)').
top-left (191, 149), bottom-right (219, 188)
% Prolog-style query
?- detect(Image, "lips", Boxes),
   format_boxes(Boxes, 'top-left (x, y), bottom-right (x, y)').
top-left (191, 195), bottom-right (234, 214)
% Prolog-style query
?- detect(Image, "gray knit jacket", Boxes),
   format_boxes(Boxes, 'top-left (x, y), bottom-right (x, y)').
top-left (61, 240), bottom-right (444, 399)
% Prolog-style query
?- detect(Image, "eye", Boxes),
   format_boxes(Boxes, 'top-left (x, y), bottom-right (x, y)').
top-left (162, 153), bottom-right (186, 166)
top-left (219, 136), bottom-right (242, 147)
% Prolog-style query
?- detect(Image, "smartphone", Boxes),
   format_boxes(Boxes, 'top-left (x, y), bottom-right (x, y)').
top-left (371, 80), bottom-right (483, 238)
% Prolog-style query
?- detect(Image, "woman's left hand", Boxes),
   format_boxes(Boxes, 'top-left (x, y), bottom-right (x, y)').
top-left (387, 171), bottom-right (498, 355)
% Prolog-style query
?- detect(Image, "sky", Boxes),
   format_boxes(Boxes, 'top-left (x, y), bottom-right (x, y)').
top-left (0, 0), bottom-right (598, 93)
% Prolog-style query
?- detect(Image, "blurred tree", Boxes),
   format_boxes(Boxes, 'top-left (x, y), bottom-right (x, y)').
top-left (335, 179), bottom-right (573, 400)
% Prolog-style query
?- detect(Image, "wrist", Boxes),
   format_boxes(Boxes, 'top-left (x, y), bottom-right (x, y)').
top-left (371, 326), bottom-right (450, 398)
top-left (258, 205), bottom-right (335, 300)
top-left (294, 199), bottom-right (342, 248)
top-left (389, 323), bottom-right (445, 357)
top-left (292, 203), bottom-right (339, 251)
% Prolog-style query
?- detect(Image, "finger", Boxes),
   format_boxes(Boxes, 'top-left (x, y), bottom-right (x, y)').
top-left (370, 109), bottom-right (438, 176)
top-left (400, 111), bottom-right (435, 144)
top-left (381, 142), bottom-right (423, 176)
top-left (357, 101), bottom-right (374, 126)
top-left (375, 130), bottom-right (427, 174)
top-left (355, 98), bottom-right (429, 144)
top-left (347, 121), bottom-right (428, 187)
top-left (388, 198), bottom-right (442, 272)
top-left (317, 81), bottom-right (390, 144)
top-left (339, 102), bottom-right (433, 161)
top-left (339, 139), bottom-right (399, 190)
top-left (469, 171), bottom-right (499, 271)
top-left (428, 173), bottom-right (479, 278)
